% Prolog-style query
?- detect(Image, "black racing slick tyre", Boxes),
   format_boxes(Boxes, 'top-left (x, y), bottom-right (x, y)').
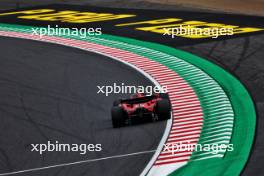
top-left (159, 93), bottom-right (169, 100)
top-left (156, 99), bottom-right (171, 120)
top-left (111, 106), bottom-right (125, 128)
top-left (113, 99), bottom-right (121, 106)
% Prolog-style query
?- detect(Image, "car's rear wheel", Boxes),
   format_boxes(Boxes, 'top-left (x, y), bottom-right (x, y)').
top-left (159, 93), bottom-right (169, 100)
top-left (113, 99), bottom-right (121, 106)
top-left (156, 99), bottom-right (171, 120)
top-left (111, 106), bottom-right (125, 128)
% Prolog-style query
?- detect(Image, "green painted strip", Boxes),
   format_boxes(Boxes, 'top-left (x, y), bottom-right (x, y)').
top-left (93, 34), bottom-right (255, 176)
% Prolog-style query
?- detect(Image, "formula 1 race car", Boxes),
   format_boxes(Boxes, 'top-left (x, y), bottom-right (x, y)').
top-left (111, 93), bottom-right (171, 128)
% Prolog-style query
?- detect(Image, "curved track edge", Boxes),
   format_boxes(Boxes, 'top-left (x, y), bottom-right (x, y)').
top-left (100, 34), bottom-right (256, 176)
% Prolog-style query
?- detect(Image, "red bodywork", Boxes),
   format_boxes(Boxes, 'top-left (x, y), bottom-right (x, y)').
top-left (111, 92), bottom-right (171, 127)
top-left (120, 93), bottom-right (161, 116)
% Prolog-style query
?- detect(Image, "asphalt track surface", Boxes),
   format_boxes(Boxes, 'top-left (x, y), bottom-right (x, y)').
top-left (0, 36), bottom-right (166, 176)
top-left (0, 4), bottom-right (263, 47)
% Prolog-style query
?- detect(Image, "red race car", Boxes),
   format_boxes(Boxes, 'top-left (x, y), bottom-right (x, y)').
top-left (111, 93), bottom-right (171, 128)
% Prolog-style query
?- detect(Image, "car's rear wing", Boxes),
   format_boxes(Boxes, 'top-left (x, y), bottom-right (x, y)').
top-left (121, 95), bottom-right (156, 104)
